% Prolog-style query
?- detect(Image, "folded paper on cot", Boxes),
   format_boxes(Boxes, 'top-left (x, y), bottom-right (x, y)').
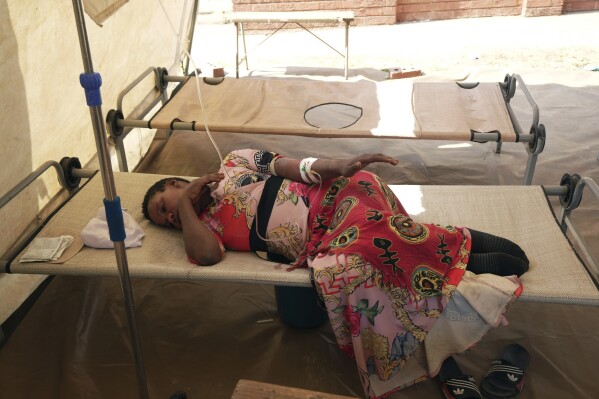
top-left (81, 207), bottom-right (144, 248)
top-left (19, 235), bottom-right (75, 263)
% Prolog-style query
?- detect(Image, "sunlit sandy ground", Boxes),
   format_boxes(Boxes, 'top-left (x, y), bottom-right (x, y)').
top-left (192, 4), bottom-right (599, 77)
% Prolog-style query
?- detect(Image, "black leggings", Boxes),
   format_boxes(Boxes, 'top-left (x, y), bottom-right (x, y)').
top-left (467, 229), bottom-right (529, 277)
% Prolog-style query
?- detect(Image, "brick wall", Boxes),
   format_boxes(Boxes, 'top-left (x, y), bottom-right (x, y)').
top-left (523, 0), bottom-right (565, 16)
top-left (232, 0), bottom-right (396, 31)
top-left (232, 0), bottom-right (599, 29)
top-left (562, 0), bottom-right (599, 12)
top-left (396, 0), bottom-right (522, 22)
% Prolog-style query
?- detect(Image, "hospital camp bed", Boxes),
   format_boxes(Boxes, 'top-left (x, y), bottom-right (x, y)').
top-left (105, 69), bottom-right (546, 185)
top-left (229, 11), bottom-right (355, 79)
top-left (2, 160), bottom-right (598, 307)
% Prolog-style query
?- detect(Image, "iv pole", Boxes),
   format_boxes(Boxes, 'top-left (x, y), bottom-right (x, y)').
top-left (70, 1), bottom-right (149, 398)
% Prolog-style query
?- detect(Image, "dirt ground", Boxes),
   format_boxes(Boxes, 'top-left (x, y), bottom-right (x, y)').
top-left (193, 3), bottom-right (599, 77)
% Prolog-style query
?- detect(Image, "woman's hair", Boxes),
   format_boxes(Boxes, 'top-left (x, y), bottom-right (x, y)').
top-left (141, 177), bottom-right (190, 222)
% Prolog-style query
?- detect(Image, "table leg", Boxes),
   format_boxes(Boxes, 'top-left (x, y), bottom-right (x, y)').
top-left (241, 23), bottom-right (249, 71)
top-left (235, 22), bottom-right (240, 78)
top-left (344, 21), bottom-right (349, 80)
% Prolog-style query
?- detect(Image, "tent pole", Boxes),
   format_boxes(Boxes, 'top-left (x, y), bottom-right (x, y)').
top-left (183, 0), bottom-right (200, 75)
top-left (71, 1), bottom-right (149, 398)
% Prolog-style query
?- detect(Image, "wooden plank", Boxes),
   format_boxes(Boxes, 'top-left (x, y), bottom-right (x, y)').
top-left (231, 379), bottom-right (358, 399)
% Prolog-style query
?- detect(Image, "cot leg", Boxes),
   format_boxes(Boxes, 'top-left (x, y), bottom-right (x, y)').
top-left (115, 136), bottom-right (129, 172)
top-left (495, 141), bottom-right (502, 154)
top-left (523, 152), bottom-right (537, 185)
top-left (556, 205), bottom-right (569, 233)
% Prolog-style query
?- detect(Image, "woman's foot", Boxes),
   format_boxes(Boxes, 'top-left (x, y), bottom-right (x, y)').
top-left (468, 252), bottom-right (529, 277)
top-left (469, 229), bottom-right (529, 265)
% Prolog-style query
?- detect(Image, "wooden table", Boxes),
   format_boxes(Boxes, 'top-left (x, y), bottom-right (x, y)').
top-left (231, 379), bottom-right (358, 399)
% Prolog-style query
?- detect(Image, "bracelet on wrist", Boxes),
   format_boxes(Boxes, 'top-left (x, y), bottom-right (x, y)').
top-left (299, 158), bottom-right (321, 184)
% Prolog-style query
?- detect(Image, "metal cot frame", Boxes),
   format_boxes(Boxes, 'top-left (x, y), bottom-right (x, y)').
top-left (105, 70), bottom-right (546, 186)
top-left (2, 162), bottom-right (598, 290)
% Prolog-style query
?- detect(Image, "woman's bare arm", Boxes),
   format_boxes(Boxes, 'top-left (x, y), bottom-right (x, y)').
top-left (273, 153), bottom-right (398, 183)
top-left (178, 173), bottom-right (225, 265)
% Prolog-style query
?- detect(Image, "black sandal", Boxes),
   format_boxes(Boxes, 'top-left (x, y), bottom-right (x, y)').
top-left (480, 343), bottom-right (530, 399)
top-left (438, 356), bottom-right (482, 399)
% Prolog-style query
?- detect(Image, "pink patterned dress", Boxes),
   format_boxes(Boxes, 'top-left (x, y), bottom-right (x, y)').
top-left (197, 149), bottom-right (517, 399)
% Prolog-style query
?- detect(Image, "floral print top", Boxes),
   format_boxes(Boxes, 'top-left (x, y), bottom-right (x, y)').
top-left (199, 149), bottom-right (312, 262)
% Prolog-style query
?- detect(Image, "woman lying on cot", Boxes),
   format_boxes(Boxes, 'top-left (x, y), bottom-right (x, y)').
top-left (142, 149), bottom-right (528, 398)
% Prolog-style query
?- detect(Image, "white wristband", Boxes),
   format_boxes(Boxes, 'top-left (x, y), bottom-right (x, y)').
top-left (300, 158), bottom-right (320, 184)
top-left (299, 158), bottom-right (311, 183)
top-left (304, 157), bottom-right (321, 183)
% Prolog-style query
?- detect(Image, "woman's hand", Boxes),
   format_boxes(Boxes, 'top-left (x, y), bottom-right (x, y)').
top-left (180, 173), bottom-right (225, 209)
top-left (336, 153), bottom-right (399, 177)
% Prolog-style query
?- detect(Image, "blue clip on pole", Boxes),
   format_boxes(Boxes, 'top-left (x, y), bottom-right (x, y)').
top-left (104, 197), bottom-right (126, 242)
top-left (80, 72), bottom-right (103, 107)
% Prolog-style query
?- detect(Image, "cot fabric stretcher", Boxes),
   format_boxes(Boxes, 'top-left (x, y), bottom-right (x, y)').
top-left (3, 171), bottom-right (598, 306)
top-left (107, 72), bottom-right (546, 184)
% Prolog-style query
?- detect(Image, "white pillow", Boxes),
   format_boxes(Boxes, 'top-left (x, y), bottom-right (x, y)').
top-left (81, 207), bottom-right (145, 248)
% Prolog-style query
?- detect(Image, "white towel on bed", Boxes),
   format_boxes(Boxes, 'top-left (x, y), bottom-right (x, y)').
top-left (81, 207), bottom-right (144, 248)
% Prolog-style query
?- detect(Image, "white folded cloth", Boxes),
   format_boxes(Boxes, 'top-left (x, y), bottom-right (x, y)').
top-left (81, 207), bottom-right (144, 248)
